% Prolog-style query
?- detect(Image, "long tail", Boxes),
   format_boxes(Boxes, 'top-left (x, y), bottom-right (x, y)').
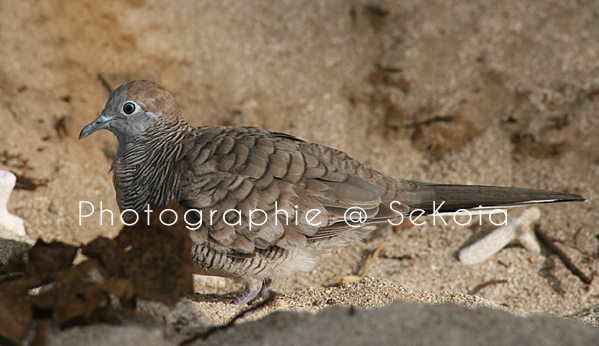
top-left (396, 181), bottom-right (585, 215)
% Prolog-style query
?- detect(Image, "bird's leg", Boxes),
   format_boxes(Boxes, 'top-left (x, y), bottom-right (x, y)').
top-left (230, 279), bottom-right (272, 305)
top-left (257, 279), bottom-right (272, 299)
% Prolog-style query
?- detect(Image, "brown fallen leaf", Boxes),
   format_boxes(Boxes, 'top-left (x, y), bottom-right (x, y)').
top-left (25, 240), bottom-right (78, 277)
top-left (0, 279), bottom-right (33, 346)
top-left (0, 240), bottom-right (76, 280)
top-left (31, 260), bottom-right (135, 327)
top-left (83, 201), bottom-right (194, 306)
top-left (0, 240), bottom-right (79, 344)
top-left (0, 201), bottom-right (194, 339)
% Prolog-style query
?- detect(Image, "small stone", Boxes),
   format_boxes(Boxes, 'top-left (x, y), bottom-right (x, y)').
top-left (270, 298), bottom-right (289, 308)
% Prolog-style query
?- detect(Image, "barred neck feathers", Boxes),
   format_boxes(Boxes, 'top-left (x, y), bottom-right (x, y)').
top-left (113, 121), bottom-right (192, 212)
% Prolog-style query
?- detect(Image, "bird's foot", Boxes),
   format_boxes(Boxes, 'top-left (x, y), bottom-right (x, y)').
top-left (231, 279), bottom-right (272, 305)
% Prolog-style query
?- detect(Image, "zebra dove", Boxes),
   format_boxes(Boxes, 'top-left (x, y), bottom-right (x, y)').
top-left (80, 80), bottom-right (584, 305)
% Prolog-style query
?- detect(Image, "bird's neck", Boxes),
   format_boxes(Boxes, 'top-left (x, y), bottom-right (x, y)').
top-left (112, 121), bottom-right (192, 212)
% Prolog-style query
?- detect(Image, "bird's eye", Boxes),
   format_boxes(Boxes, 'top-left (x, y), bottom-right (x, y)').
top-left (122, 102), bottom-right (137, 115)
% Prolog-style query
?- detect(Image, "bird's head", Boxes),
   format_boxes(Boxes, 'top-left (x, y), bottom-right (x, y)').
top-left (79, 80), bottom-right (183, 144)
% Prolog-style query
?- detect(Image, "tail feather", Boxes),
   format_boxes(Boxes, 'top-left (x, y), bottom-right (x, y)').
top-left (397, 181), bottom-right (585, 215)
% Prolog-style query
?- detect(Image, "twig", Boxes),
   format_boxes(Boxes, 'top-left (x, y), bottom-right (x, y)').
top-left (468, 279), bottom-right (508, 295)
top-left (388, 115), bottom-right (455, 129)
top-left (179, 293), bottom-right (275, 345)
top-left (97, 74), bottom-right (114, 94)
top-left (13, 172), bottom-right (48, 191)
top-left (534, 225), bottom-right (593, 285)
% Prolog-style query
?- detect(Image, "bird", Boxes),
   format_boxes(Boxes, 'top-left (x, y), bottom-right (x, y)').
top-left (80, 80), bottom-right (585, 305)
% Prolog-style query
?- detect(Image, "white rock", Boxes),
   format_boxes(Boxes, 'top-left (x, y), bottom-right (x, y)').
top-left (0, 170), bottom-right (30, 243)
top-left (459, 208), bottom-right (542, 265)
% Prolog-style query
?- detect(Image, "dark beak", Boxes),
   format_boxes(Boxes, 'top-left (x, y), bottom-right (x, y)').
top-left (79, 114), bottom-right (112, 139)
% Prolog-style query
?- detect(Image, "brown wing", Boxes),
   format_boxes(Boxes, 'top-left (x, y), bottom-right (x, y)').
top-left (177, 126), bottom-right (393, 255)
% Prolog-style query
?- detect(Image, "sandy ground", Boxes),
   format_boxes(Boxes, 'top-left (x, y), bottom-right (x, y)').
top-left (1, 0), bottom-right (598, 330)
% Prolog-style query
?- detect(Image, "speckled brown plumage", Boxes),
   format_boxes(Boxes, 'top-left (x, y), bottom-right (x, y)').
top-left (80, 80), bottom-right (584, 304)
